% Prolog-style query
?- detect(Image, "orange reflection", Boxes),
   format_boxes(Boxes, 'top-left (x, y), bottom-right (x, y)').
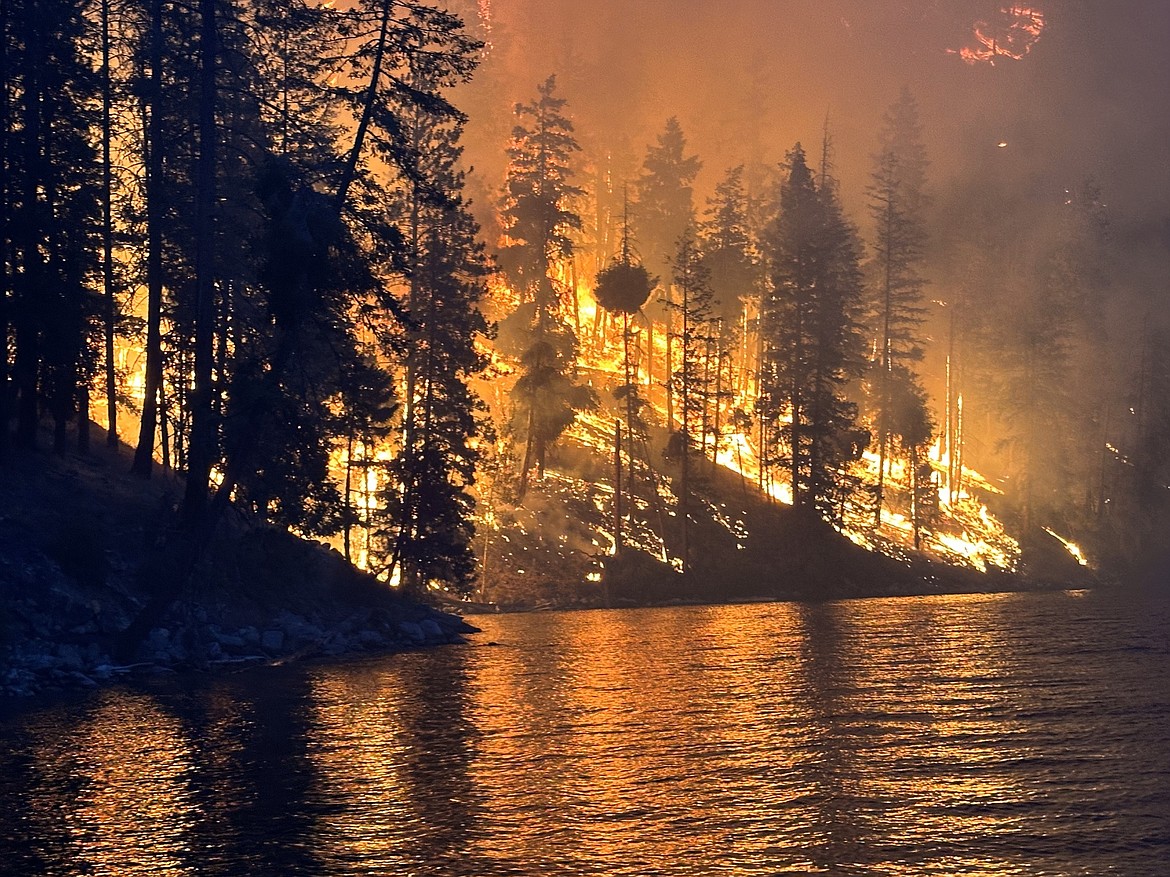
top-left (23, 692), bottom-right (200, 875)
top-left (793, 595), bottom-right (1037, 874)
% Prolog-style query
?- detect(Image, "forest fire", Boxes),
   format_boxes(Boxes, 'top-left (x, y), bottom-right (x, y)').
top-left (5, 3), bottom-right (1169, 875)
top-left (8, 0), bottom-right (1158, 619)
top-left (951, 5), bottom-right (1047, 65)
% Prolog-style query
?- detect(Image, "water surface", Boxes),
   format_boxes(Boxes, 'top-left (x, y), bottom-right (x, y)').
top-left (2, 590), bottom-right (1169, 875)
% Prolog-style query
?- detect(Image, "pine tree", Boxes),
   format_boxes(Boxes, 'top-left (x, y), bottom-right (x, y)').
top-left (664, 229), bottom-right (716, 570)
top-left (3, 0), bottom-right (101, 453)
top-left (761, 144), bottom-right (866, 520)
top-left (595, 194), bottom-right (655, 439)
top-left (635, 117), bottom-right (700, 426)
top-left (634, 117), bottom-right (702, 294)
top-left (0, 0), bottom-right (9, 460)
top-left (699, 165), bottom-right (757, 327)
top-left (867, 87), bottom-right (930, 527)
top-left (377, 17), bottom-right (488, 596)
top-left (498, 76), bottom-right (595, 497)
top-left (886, 362), bottom-right (935, 548)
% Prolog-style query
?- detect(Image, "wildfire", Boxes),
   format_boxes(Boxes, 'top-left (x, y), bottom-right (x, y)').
top-left (950, 5), bottom-right (1046, 65)
top-left (1043, 527), bottom-right (1090, 567)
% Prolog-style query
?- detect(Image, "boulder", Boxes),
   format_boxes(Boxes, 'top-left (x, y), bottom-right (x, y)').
top-left (397, 620), bottom-right (425, 643)
top-left (260, 629), bottom-right (285, 652)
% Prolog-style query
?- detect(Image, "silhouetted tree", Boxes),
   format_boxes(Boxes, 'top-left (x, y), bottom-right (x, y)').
top-left (498, 76), bottom-right (594, 497)
top-left (377, 25), bottom-right (488, 595)
top-left (866, 87), bottom-right (929, 527)
top-left (699, 165), bottom-right (757, 326)
top-left (760, 144), bottom-right (866, 520)
top-left (2, 0), bottom-right (101, 453)
top-left (635, 117), bottom-right (701, 304)
top-left (664, 229), bottom-right (716, 569)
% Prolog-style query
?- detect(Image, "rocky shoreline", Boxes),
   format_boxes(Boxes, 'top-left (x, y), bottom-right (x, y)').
top-left (3, 595), bottom-right (479, 698)
top-left (0, 440), bottom-right (481, 700)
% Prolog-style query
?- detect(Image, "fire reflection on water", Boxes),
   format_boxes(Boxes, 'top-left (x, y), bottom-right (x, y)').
top-left (3, 592), bottom-right (1167, 875)
top-left (16, 693), bottom-right (201, 875)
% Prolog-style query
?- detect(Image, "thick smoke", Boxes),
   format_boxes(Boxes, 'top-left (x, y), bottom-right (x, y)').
top-left (452, 0), bottom-right (1169, 262)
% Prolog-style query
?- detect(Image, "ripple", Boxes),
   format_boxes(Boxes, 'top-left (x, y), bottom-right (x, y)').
top-left (2, 591), bottom-right (1170, 875)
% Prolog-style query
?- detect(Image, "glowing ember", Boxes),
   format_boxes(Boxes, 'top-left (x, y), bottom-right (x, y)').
top-left (951, 5), bottom-right (1046, 66)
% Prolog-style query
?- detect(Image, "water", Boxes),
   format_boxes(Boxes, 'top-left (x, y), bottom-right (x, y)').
top-left (2, 590), bottom-right (1169, 876)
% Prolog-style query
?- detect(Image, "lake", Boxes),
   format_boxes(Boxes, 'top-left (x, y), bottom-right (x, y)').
top-left (1, 590), bottom-right (1168, 875)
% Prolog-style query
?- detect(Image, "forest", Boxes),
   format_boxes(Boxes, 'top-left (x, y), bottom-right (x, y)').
top-left (2, 0), bottom-right (1169, 614)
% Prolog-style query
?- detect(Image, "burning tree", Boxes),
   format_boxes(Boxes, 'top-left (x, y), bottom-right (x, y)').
top-left (664, 229), bottom-right (717, 570)
top-left (498, 76), bottom-right (596, 498)
top-left (595, 194), bottom-right (655, 438)
top-left (866, 87), bottom-right (930, 530)
top-left (700, 165), bottom-right (758, 328)
top-left (635, 117), bottom-right (701, 425)
top-left (635, 117), bottom-right (702, 291)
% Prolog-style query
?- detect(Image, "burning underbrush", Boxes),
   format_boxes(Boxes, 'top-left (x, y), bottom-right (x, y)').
top-left (470, 386), bottom-right (1061, 608)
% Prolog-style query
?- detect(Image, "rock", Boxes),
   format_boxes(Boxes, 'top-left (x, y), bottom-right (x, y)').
top-left (397, 620), bottom-right (425, 643)
top-left (419, 619), bottom-right (444, 641)
top-left (3, 668), bottom-right (36, 696)
top-left (56, 643), bottom-right (84, 671)
top-left (278, 614), bottom-right (322, 648)
top-left (356, 629), bottom-right (386, 648)
top-left (240, 626), bottom-right (260, 645)
top-left (260, 629), bottom-right (285, 652)
top-left (430, 612), bottom-right (480, 634)
top-left (215, 631), bottom-right (246, 649)
top-left (147, 627), bottom-right (171, 652)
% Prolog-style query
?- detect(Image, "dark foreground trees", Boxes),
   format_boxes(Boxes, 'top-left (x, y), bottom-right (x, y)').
top-left (0, 0), bottom-right (490, 597)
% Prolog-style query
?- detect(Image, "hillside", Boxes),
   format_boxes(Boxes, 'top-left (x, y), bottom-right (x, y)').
top-left (0, 428), bottom-right (476, 697)
top-left (473, 378), bottom-right (1098, 609)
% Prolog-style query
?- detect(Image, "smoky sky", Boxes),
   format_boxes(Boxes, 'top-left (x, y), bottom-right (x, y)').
top-left (452, 0), bottom-right (1170, 266)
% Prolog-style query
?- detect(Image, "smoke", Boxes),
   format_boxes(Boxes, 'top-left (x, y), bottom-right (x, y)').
top-left (450, 0), bottom-right (1169, 263)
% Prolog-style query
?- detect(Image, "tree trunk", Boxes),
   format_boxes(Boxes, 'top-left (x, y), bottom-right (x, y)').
top-left (334, 0), bottom-right (392, 211)
top-left (78, 385), bottom-right (90, 453)
top-left (874, 193), bottom-right (894, 527)
top-left (911, 442), bottom-right (920, 550)
top-left (0, 0), bottom-right (8, 460)
top-left (517, 406), bottom-right (536, 500)
top-left (100, 0), bottom-right (118, 448)
top-left (613, 419), bottom-right (622, 553)
top-left (712, 342), bottom-right (724, 474)
top-left (13, 16), bottom-right (43, 450)
top-left (343, 430), bottom-right (354, 563)
top-left (131, 0), bottom-right (165, 477)
top-left (182, 0), bottom-right (219, 523)
top-left (664, 286), bottom-right (674, 429)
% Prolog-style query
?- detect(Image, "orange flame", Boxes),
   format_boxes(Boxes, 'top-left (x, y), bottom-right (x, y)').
top-left (950, 5), bottom-right (1046, 66)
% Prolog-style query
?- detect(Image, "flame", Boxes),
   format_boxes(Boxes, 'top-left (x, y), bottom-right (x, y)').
top-left (1043, 527), bottom-right (1090, 567)
top-left (950, 5), bottom-right (1046, 66)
